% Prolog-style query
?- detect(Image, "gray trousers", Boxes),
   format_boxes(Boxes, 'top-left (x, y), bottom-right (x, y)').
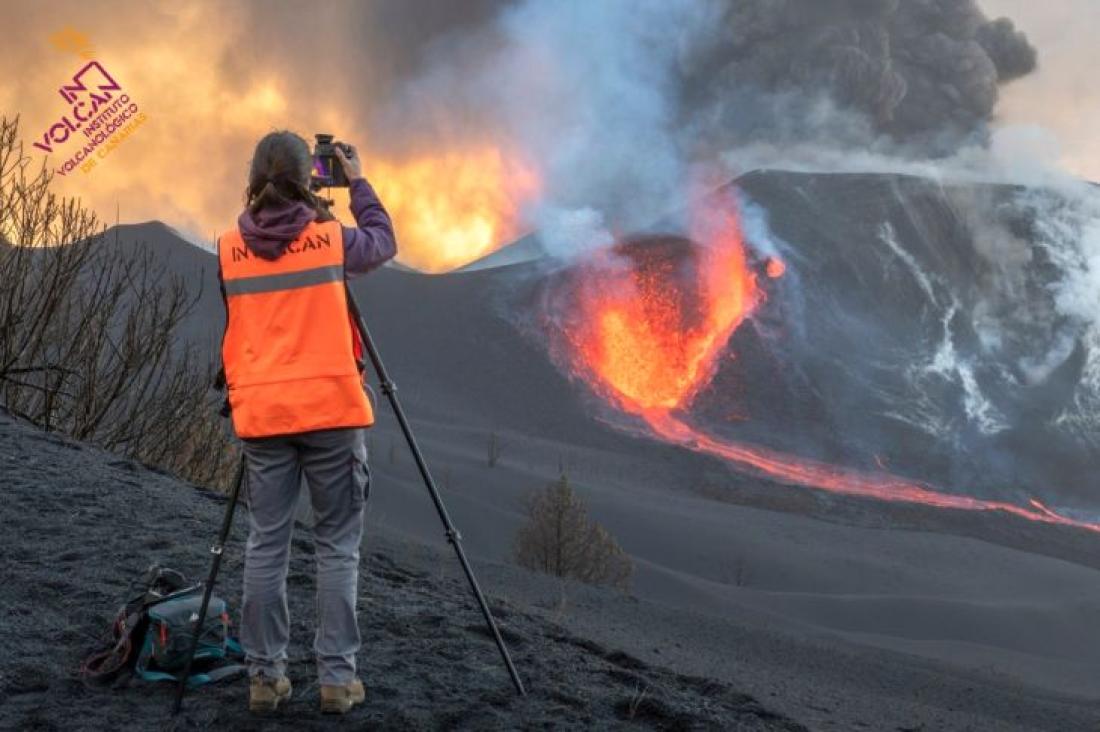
top-left (239, 426), bottom-right (370, 685)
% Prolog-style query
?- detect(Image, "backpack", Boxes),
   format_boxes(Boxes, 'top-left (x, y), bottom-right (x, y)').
top-left (81, 565), bottom-right (244, 688)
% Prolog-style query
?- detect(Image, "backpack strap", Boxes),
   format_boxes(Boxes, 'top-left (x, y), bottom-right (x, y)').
top-left (186, 664), bottom-right (247, 686)
top-left (135, 664), bottom-right (246, 687)
top-left (80, 605), bottom-right (149, 684)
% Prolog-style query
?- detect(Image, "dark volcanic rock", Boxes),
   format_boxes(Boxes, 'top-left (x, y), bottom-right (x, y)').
top-left (0, 409), bottom-right (804, 731)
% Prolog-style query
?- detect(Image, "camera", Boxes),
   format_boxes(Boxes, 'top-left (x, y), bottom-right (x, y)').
top-left (310, 133), bottom-right (350, 189)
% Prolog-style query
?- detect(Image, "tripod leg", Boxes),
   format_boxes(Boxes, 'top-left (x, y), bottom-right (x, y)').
top-left (172, 458), bottom-right (246, 716)
top-left (346, 286), bottom-right (526, 696)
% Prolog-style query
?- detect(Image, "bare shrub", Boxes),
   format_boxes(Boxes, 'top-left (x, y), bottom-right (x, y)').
top-left (0, 114), bottom-right (236, 488)
top-left (487, 430), bottom-right (505, 467)
top-left (733, 556), bottom-right (748, 587)
top-left (513, 474), bottom-right (633, 591)
top-left (626, 684), bottom-right (649, 720)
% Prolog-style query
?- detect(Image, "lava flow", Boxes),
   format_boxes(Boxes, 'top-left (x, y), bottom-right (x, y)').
top-left (549, 194), bottom-right (1100, 534)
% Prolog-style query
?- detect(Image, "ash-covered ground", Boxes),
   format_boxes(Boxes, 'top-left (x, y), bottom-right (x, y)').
top-left (5, 408), bottom-right (1100, 731)
top-left (61, 172), bottom-right (1100, 731)
top-left (0, 409), bottom-right (804, 731)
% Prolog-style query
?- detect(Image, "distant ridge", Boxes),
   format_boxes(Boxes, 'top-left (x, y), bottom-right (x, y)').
top-left (453, 231), bottom-right (546, 273)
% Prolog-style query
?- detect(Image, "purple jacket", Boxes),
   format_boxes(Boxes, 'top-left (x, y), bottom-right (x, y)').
top-left (236, 177), bottom-right (397, 276)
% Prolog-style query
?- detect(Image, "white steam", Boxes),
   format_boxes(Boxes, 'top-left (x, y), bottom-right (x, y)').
top-left (484, 0), bottom-right (724, 257)
top-left (1023, 185), bottom-right (1100, 435)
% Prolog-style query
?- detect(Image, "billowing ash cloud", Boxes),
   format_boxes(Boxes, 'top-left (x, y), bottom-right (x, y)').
top-left (0, 0), bottom-right (1041, 265)
top-left (686, 0), bottom-right (1037, 155)
top-left (363, 0), bottom-right (1038, 257)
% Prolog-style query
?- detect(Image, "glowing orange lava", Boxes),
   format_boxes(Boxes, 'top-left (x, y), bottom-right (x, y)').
top-left (555, 194), bottom-right (1100, 534)
top-left (370, 145), bottom-right (541, 273)
top-left (561, 203), bottom-right (758, 413)
top-left (765, 257), bottom-right (786, 279)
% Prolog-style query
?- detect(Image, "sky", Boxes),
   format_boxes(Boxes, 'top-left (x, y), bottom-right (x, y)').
top-left (0, 3), bottom-right (381, 250)
top-left (980, 0), bottom-right (1100, 181)
top-left (0, 1), bottom-right (1097, 268)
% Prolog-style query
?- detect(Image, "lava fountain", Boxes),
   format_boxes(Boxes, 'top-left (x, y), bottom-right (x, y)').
top-left (552, 202), bottom-right (758, 414)
top-left (546, 192), bottom-right (1100, 534)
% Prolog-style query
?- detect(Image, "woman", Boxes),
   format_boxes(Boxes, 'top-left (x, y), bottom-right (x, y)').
top-left (216, 130), bottom-right (396, 714)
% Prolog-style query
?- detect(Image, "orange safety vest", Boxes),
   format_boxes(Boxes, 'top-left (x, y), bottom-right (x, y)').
top-left (217, 219), bottom-right (374, 438)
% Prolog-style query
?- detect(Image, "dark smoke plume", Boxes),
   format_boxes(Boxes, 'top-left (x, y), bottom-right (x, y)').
top-left (686, 0), bottom-right (1037, 154)
top-left (225, 0), bottom-right (1037, 158)
top-left (195, 0), bottom-right (1042, 258)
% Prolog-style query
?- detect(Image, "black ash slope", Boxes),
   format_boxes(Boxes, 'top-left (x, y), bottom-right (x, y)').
top-left (0, 409), bottom-right (804, 731)
top-left (717, 171), bottom-right (1099, 508)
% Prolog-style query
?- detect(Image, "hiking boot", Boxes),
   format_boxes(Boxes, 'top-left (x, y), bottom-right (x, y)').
top-left (249, 674), bottom-right (292, 712)
top-left (320, 679), bottom-right (365, 714)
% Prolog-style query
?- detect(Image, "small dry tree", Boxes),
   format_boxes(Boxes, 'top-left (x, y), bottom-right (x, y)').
top-left (513, 473), bottom-right (633, 591)
top-left (0, 113), bottom-right (236, 488)
top-left (487, 430), bottom-right (505, 467)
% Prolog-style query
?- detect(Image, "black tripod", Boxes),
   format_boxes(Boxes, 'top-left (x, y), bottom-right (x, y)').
top-left (172, 459), bottom-right (245, 715)
top-left (173, 284), bottom-right (526, 716)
